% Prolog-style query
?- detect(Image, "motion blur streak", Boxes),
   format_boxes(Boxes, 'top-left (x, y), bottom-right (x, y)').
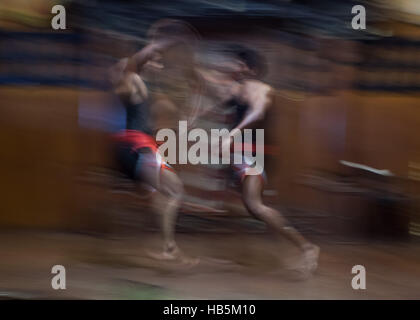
top-left (1, 0), bottom-right (420, 299)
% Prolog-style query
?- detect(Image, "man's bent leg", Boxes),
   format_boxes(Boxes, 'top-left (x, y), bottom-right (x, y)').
top-left (155, 168), bottom-right (183, 256)
top-left (241, 175), bottom-right (319, 272)
top-left (136, 152), bottom-right (182, 257)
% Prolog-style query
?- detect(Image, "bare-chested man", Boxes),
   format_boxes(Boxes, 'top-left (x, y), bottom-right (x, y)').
top-left (109, 20), bottom-right (197, 262)
top-left (194, 44), bottom-right (320, 275)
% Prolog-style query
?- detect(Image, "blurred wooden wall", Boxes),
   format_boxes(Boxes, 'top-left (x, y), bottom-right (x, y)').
top-left (1, 21), bottom-right (420, 231)
top-left (0, 87), bottom-right (81, 228)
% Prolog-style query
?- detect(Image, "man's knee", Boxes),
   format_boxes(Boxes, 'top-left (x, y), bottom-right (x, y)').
top-left (170, 177), bottom-right (184, 200)
top-left (243, 197), bottom-right (264, 218)
top-left (163, 172), bottom-right (184, 200)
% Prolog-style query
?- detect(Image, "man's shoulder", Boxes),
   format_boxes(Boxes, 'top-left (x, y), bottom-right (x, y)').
top-left (242, 79), bottom-right (272, 92)
top-left (241, 79), bottom-right (273, 100)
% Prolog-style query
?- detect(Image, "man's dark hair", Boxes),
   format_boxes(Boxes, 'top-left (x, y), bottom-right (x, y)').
top-left (149, 19), bottom-right (199, 42)
top-left (224, 43), bottom-right (268, 78)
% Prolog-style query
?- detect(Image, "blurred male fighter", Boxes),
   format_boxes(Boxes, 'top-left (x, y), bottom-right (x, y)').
top-left (109, 20), bottom-right (196, 262)
top-left (194, 44), bottom-right (319, 275)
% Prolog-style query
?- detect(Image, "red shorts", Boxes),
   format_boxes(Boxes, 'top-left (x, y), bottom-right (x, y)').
top-left (112, 130), bottom-right (173, 180)
top-left (112, 130), bottom-right (158, 153)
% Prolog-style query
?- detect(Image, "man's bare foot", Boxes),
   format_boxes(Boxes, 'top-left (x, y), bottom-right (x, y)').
top-left (302, 244), bottom-right (320, 273)
top-left (288, 244), bottom-right (320, 279)
top-left (147, 244), bottom-right (200, 266)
